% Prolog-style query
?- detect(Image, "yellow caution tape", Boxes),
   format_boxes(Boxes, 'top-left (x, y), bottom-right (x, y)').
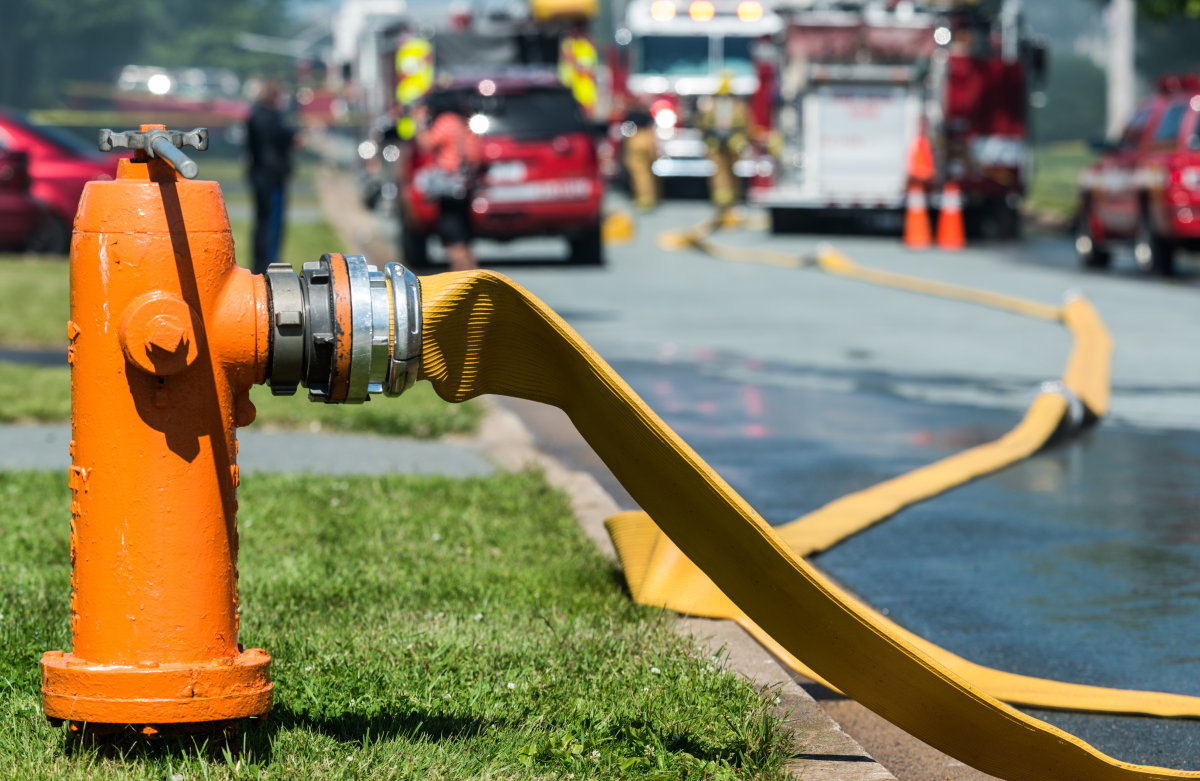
top-left (418, 269), bottom-right (1200, 779)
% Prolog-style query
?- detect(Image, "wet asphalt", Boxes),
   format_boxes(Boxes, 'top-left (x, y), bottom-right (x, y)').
top-left (610, 356), bottom-right (1200, 770)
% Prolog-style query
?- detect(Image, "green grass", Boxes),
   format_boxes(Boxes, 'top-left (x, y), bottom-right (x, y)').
top-left (0, 258), bottom-right (69, 348)
top-left (1028, 141), bottom-right (1094, 222)
top-left (0, 470), bottom-right (797, 779)
top-left (0, 364), bottom-right (71, 422)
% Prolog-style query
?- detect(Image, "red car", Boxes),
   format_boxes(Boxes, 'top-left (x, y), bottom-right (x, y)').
top-left (0, 148), bottom-right (43, 251)
top-left (398, 69), bottom-right (606, 267)
top-left (0, 109), bottom-right (120, 253)
top-left (1076, 75), bottom-right (1200, 276)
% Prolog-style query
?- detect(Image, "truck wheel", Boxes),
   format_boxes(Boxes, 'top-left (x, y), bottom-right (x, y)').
top-left (1134, 213), bottom-right (1176, 276)
top-left (973, 197), bottom-right (1021, 241)
top-left (568, 225), bottom-right (605, 265)
top-left (400, 220), bottom-right (431, 270)
top-left (1074, 209), bottom-right (1111, 270)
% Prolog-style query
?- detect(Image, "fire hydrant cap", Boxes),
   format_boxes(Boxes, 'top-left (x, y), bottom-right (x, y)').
top-left (118, 293), bottom-right (199, 376)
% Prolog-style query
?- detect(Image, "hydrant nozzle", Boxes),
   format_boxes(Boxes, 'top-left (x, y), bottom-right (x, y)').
top-left (42, 125), bottom-right (424, 734)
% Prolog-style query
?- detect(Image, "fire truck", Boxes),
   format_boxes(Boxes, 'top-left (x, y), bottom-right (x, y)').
top-left (752, 0), bottom-right (1044, 237)
top-left (610, 0), bottom-right (783, 191)
top-left (355, 0), bottom-right (599, 211)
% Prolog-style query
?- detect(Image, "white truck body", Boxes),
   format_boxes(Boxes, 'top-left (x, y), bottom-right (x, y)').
top-left (757, 64), bottom-right (924, 209)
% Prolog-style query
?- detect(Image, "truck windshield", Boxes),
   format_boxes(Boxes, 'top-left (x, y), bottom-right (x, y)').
top-left (636, 36), bottom-right (710, 76)
top-left (720, 37), bottom-right (758, 77)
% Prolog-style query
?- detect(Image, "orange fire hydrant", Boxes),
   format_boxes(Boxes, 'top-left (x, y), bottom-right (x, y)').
top-left (40, 126), bottom-right (274, 727)
top-left (40, 125), bottom-right (423, 731)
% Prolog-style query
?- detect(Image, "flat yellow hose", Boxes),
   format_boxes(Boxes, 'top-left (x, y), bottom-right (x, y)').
top-left (419, 269), bottom-right (1200, 779)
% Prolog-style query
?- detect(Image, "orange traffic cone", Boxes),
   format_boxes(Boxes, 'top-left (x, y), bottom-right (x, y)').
top-left (907, 134), bottom-right (935, 183)
top-left (903, 184), bottom-right (931, 249)
top-left (936, 181), bottom-right (965, 250)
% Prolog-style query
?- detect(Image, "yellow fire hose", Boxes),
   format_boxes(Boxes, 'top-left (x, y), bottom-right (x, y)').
top-left (418, 268), bottom-right (1200, 779)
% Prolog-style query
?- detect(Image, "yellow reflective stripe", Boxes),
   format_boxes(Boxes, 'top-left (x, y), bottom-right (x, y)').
top-left (397, 69), bottom-right (433, 105)
top-left (573, 76), bottom-right (596, 109)
top-left (396, 39), bottom-right (432, 73)
top-left (419, 268), bottom-right (1200, 779)
top-left (396, 38), bottom-right (434, 105)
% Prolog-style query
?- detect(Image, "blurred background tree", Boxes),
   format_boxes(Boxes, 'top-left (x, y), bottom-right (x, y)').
top-left (1, 0), bottom-right (291, 109)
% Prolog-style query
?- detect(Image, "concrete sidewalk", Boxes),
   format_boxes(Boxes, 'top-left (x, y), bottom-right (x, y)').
top-left (0, 422), bottom-right (493, 477)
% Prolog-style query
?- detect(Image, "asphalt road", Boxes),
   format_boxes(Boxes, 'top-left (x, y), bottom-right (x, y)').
top-left (366, 192), bottom-right (1200, 777)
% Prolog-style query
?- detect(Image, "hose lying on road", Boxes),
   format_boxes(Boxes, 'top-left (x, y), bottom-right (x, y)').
top-left (419, 269), bottom-right (1200, 780)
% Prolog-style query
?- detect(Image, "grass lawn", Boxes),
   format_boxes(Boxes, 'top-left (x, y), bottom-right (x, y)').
top-left (0, 156), bottom-right (479, 437)
top-left (0, 470), bottom-right (798, 779)
top-left (1028, 141), bottom-right (1093, 223)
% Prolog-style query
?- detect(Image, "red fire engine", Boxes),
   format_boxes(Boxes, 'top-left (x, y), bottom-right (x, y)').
top-left (751, 0), bottom-right (1044, 237)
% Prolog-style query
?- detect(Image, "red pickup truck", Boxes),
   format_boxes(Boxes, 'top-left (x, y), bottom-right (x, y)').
top-left (1076, 75), bottom-right (1200, 276)
top-left (398, 69), bottom-right (606, 268)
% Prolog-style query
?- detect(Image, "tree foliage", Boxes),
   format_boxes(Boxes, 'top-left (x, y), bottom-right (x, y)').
top-left (1137, 0), bottom-right (1200, 19)
top-left (2, 0), bottom-right (292, 109)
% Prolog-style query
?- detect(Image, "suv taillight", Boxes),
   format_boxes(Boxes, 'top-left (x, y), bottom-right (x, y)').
top-left (650, 97), bottom-right (680, 130)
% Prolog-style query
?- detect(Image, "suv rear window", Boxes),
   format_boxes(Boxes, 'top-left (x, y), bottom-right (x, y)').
top-left (429, 86), bottom-right (589, 139)
top-left (1118, 106), bottom-right (1152, 150)
top-left (1153, 102), bottom-right (1187, 146)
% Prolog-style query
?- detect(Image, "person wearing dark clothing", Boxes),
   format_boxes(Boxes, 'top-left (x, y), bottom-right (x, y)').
top-left (245, 80), bottom-right (296, 274)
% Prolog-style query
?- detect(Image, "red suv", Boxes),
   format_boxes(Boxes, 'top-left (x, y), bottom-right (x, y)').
top-left (1076, 75), bottom-right (1200, 276)
top-left (398, 69), bottom-right (606, 267)
top-left (0, 110), bottom-right (120, 253)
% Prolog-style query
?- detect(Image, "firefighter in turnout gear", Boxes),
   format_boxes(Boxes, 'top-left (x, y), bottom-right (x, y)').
top-left (697, 72), bottom-right (750, 210)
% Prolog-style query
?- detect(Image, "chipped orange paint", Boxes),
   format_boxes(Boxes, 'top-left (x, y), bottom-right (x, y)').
top-left (327, 253), bottom-right (353, 403)
top-left (41, 136), bottom-right (274, 727)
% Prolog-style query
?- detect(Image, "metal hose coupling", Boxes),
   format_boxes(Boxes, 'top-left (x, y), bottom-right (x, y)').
top-left (263, 254), bottom-right (421, 403)
top-left (1039, 380), bottom-right (1091, 439)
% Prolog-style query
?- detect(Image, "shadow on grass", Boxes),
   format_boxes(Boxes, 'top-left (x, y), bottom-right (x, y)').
top-left (59, 705), bottom-right (490, 766)
top-left (268, 704), bottom-right (490, 746)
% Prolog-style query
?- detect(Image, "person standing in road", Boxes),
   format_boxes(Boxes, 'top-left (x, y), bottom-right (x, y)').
top-left (622, 98), bottom-right (659, 211)
top-left (415, 101), bottom-right (482, 271)
top-left (245, 79), bottom-right (296, 275)
top-left (697, 72), bottom-right (750, 212)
